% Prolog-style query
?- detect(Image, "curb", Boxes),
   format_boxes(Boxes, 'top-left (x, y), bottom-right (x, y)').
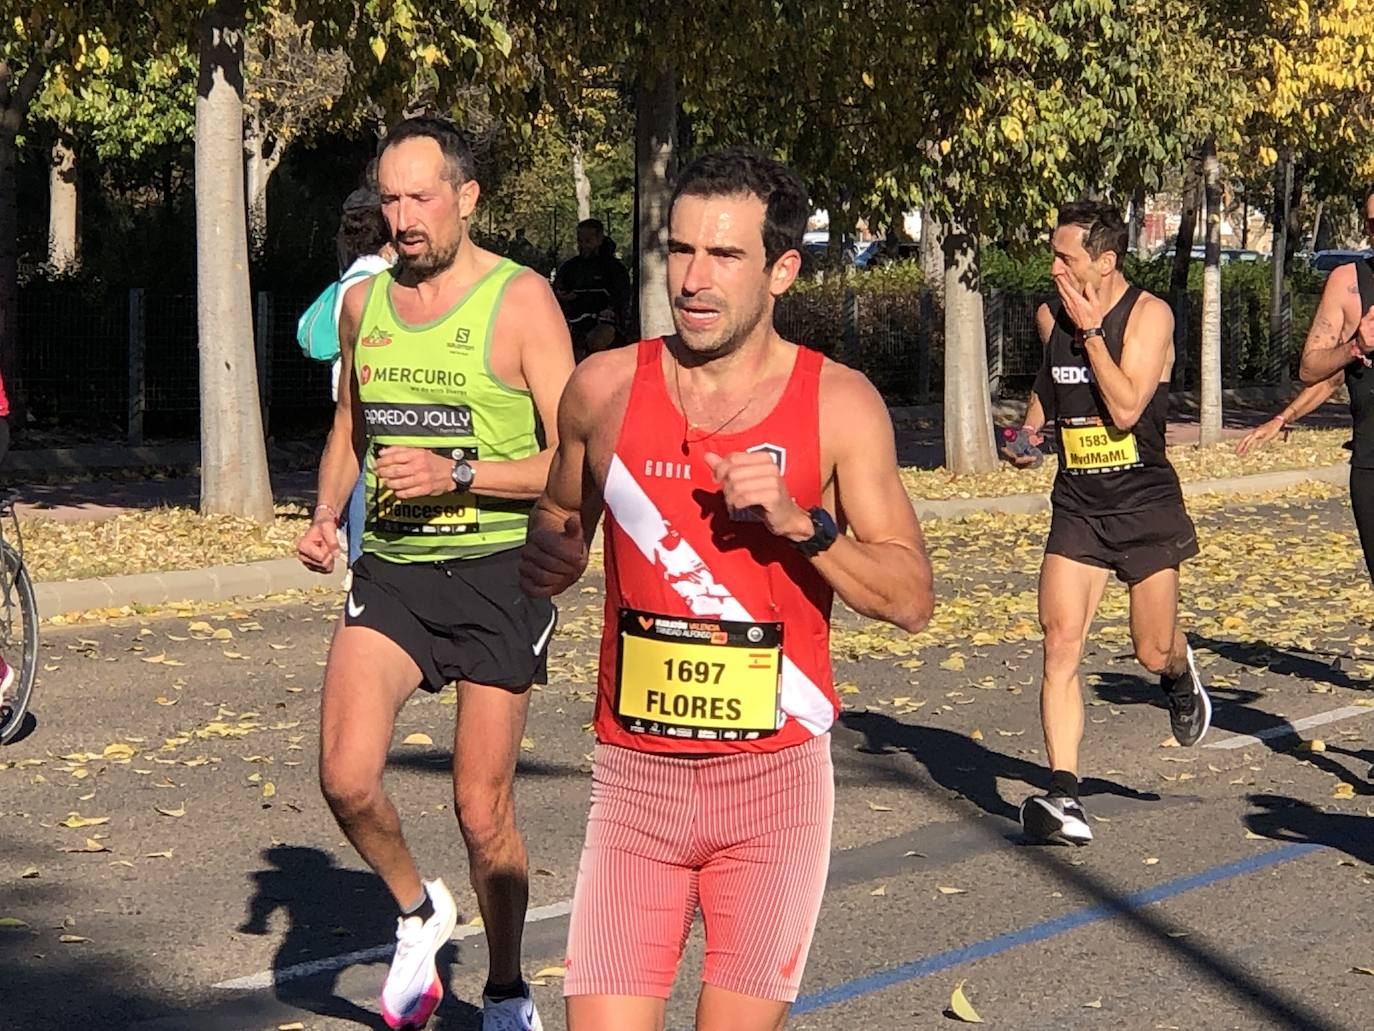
top-left (36, 557), bottom-right (346, 618)
top-left (30, 464), bottom-right (1352, 618)
top-left (912, 462), bottom-right (1350, 521)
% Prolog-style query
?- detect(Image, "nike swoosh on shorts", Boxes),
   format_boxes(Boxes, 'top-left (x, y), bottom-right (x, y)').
top-left (532, 609), bottom-right (556, 656)
top-left (346, 593), bottom-right (365, 619)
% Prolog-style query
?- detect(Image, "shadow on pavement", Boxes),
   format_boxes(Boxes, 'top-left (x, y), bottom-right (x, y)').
top-left (0, 875), bottom-right (172, 1028)
top-left (838, 710), bottom-right (1160, 824)
top-left (239, 845), bottom-right (480, 1030)
top-left (837, 712), bottom-right (1350, 1030)
top-left (1245, 793), bottom-right (1374, 866)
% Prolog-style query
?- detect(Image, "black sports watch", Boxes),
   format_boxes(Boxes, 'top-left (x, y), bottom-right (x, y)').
top-left (792, 506), bottom-right (838, 558)
top-left (450, 450), bottom-right (476, 491)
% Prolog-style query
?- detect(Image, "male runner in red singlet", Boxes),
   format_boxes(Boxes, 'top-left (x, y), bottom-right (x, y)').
top-left (520, 148), bottom-right (934, 1030)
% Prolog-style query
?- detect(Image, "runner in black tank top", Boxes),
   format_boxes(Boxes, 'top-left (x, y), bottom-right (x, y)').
top-left (1288, 187), bottom-right (1374, 587)
top-left (1013, 202), bottom-right (1213, 847)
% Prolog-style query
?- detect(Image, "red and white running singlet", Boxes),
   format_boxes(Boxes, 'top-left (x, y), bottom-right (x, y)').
top-left (594, 338), bottom-right (837, 755)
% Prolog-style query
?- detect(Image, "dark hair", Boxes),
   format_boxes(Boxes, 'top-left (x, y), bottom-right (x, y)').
top-left (671, 147), bottom-right (809, 267)
top-left (577, 218), bottom-right (604, 234)
top-left (377, 115), bottom-right (476, 187)
top-left (337, 198), bottom-right (390, 273)
top-left (1056, 200), bottom-right (1129, 269)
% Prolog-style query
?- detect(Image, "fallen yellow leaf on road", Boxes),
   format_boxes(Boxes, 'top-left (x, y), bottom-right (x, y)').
top-left (59, 934), bottom-right (90, 943)
top-left (102, 743), bottom-right (136, 761)
top-left (0, 917), bottom-right (29, 929)
top-left (402, 733), bottom-right (433, 746)
top-left (19, 868), bottom-right (39, 879)
top-left (938, 886), bottom-right (967, 895)
top-left (155, 804), bottom-right (186, 818)
top-left (59, 838), bottom-right (109, 854)
top-left (970, 729), bottom-right (984, 741)
top-left (948, 981), bottom-right (984, 1023)
top-left (1352, 967), bottom-right (1374, 976)
top-left (533, 966), bottom-right (566, 979)
top-left (1084, 997), bottom-right (1103, 1008)
top-left (262, 782), bottom-right (276, 798)
top-left (867, 801), bottom-right (892, 812)
top-left (1296, 739), bottom-right (1326, 753)
top-left (59, 814), bottom-right (109, 829)
top-left (1333, 782), bottom-right (1356, 800)
top-left (939, 656), bottom-right (966, 672)
top-left (870, 885), bottom-right (887, 897)
top-left (144, 851), bottom-right (174, 859)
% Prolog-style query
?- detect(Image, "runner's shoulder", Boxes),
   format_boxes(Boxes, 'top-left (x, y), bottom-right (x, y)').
top-left (1322, 260), bottom-right (1359, 299)
top-left (562, 346), bottom-right (637, 434)
top-left (818, 355), bottom-right (890, 431)
top-left (1128, 288), bottom-right (1174, 334)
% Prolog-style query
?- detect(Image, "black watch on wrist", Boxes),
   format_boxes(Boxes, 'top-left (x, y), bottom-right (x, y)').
top-left (793, 507), bottom-right (838, 558)
top-left (450, 451), bottom-right (476, 491)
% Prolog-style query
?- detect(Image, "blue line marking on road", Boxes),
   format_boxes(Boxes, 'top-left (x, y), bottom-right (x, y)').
top-left (792, 842), bottom-right (1319, 1014)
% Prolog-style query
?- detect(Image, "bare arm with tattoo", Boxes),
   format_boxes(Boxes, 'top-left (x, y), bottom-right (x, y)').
top-left (1298, 264), bottom-right (1374, 384)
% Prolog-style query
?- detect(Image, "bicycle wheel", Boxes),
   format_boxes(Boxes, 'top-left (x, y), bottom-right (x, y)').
top-left (0, 539), bottom-right (39, 744)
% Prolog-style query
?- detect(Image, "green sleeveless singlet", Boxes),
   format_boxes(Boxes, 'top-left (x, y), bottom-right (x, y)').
top-left (354, 259), bottom-right (538, 562)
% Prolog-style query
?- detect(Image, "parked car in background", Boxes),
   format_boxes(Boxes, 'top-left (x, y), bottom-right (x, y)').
top-left (1310, 249), bottom-right (1372, 275)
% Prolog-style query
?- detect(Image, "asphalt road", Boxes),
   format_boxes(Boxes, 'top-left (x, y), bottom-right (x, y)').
top-left (2, 491), bottom-right (1372, 1030)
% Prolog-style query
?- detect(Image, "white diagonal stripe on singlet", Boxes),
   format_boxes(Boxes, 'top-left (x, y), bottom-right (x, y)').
top-left (603, 454), bottom-right (834, 736)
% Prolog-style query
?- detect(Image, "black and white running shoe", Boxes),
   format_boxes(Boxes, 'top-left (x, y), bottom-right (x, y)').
top-left (1020, 793), bottom-right (1093, 845)
top-left (1164, 645), bottom-right (1212, 747)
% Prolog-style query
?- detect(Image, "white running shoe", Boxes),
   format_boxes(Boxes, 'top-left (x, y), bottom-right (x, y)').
top-left (1020, 793), bottom-right (1094, 846)
top-left (380, 879), bottom-right (458, 1030)
top-left (482, 989), bottom-right (543, 1031)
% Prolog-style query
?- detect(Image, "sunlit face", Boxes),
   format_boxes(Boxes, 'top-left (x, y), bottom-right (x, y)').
top-left (377, 137), bottom-right (479, 281)
top-left (1363, 193), bottom-right (1374, 248)
top-left (666, 192), bottom-right (799, 357)
top-left (1050, 224), bottom-right (1115, 293)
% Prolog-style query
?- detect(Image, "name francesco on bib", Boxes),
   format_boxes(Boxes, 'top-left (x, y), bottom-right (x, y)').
top-left (355, 261), bottom-right (541, 563)
top-left (594, 338), bottom-right (840, 757)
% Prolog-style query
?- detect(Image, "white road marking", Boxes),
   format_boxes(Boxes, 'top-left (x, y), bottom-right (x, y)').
top-left (1203, 704), bottom-right (1374, 750)
top-left (213, 899), bottom-right (573, 991)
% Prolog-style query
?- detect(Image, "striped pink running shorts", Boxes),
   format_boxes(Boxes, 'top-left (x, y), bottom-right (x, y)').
top-left (563, 733), bottom-right (834, 1002)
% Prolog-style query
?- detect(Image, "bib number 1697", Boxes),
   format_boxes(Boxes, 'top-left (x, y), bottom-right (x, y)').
top-left (663, 659), bottom-right (725, 685)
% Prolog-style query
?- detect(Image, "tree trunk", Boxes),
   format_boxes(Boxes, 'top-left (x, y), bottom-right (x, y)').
top-left (571, 134), bottom-right (592, 222)
top-left (1170, 157), bottom-right (1202, 299)
top-left (47, 128), bottom-right (79, 273)
top-left (635, 64), bottom-right (676, 339)
top-left (1169, 155), bottom-right (1203, 374)
top-left (1306, 199), bottom-right (1324, 253)
top-left (1129, 185), bottom-right (1145, 255)
top-left (196, 0), bottom-right (274, 522)
top-left (1269, 151), bottom-right (1294, 365)
top-left (1199, 136), bottom-right (1222, 446)
top-left (920, 210), bottom-right (945, 308)
top-left (942, 226), bottom-right (997, 474)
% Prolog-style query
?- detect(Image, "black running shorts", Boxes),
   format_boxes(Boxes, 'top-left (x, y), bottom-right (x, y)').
top-left (1044, 504), bottom-right (1199, 585)
top-left (343, 548), bottom-right (556, 692)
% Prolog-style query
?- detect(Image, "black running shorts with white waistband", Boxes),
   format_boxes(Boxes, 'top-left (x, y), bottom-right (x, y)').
top-left (343, 548), bottom-right (556, 692)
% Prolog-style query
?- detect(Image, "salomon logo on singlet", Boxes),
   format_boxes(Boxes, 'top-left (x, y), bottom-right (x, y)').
top-left (363, 402), bottom-right (473, 436)
top-left (1052, 366), bottom-right (1095, 384)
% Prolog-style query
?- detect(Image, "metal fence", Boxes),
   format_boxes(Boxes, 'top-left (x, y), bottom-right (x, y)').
top-left (12, 283), bottom-right (1329, 445)
top-left (775, 286), bottom-right (1324, 403)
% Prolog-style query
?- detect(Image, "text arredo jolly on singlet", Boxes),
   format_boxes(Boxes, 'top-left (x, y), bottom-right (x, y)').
top-left (1034, 284), bottom-right (1182, 515)
top-left (354, 259), bottom-right (540, 562)
top-left (595, 338), bottom-right (839, 756)
top-left (1345, 258), bottom-right (1374, 469)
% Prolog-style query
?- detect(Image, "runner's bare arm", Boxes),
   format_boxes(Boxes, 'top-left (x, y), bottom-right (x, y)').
top-left (1236, 372), bottom-right (1341, 455)
top-left (467, 272), bottom-right (576, 499)
top-left (320, 283), bottom-right (369, 511)
top-left (814, 368), bottom-right (933, 633)
top-left (1298, 264), bottom-right (1361, 384)
top-left (1021, 303), bottom-right (1055, 434)
top-left (520, 362), bottom-right (608, 598)
top-left (297, 280), bottom-right (369, 571)
top-left (1084, 295), bottom-right (1173, 431)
